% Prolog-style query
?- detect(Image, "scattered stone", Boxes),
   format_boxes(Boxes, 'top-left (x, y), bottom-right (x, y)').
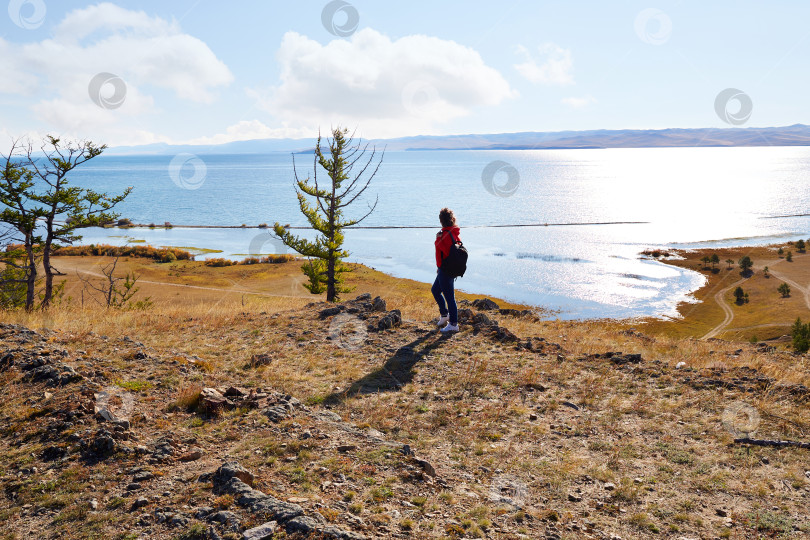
top-left (561, 401), bottom-right (580, 411)
top-left (319, 306), bottom-right (344, 319)
top-left (716, 508), bottom-right (728, 517)
top-left (243, 521), bottom-right (279, 540)
top-left (90, 498), bottom-right (98, 510)
top-left (133, 471), bottom-right (154, 482)
top-left (337, 445), bottom-right (357, 453)
top-left (248, 354), bottom-right (272, 368)
top-left (414, 457), bottom-right (436, 477)
top-left (263, 404), bottom-right (291, 423)
top-left (610, 353), bottom-right (642, 365)
top-left (179, 449), bottom-right (203, 462)
top-left (214, 461), bottom-right (255, 487)
top-left (41, 445), bottom-right (66, 461)
top-left (131, 497), bottom-right (148, 510)
top-left (209, 510), bottom-right (241, 530)
top-left (371, 296), bottom-right (386, 312)
top-left (472, 298), bottom-right (500, 311)
top-left (375, 310), bottom-right (402, 331)
top-left (675, 361), bottom-right (687, 369)
top-left (604, 482), bottom-right (616, 491)
top-left (568, 493), bottom-right (582, 502)
top-left (200, 387), bottom-right (231, 414)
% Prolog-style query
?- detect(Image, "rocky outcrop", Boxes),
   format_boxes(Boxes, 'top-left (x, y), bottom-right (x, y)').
top-left (211, 461), bottom-right (366, 539)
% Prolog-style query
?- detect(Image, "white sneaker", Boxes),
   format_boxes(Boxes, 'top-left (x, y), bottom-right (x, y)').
top-left (436, 315), bottom-right (449, 327)
top-left (441, 323), bottom-right (459, 333)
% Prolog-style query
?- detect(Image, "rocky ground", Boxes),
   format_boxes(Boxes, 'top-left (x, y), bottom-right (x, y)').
top-left (0, 293), bottom-right (809, 539)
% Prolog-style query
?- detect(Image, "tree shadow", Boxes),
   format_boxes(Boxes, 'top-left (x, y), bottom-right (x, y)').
top-left (323, 331), bottom-right (451, 405)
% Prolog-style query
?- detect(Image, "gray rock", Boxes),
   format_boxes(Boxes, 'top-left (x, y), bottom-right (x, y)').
top-left (263, 405), bottom-right (290, 423)
top-left (376, 310), bottom-right (402, 331)
top-left (213, 461), bottom-right (255, 489)
top-left (243, 521), bottom-right (278, 540)
top-left (371, 296), bottom-right (386, 312)
top-left (472, 298), bottom-right (500, 311)
top-left (131, 497), bottom-right (148, 510)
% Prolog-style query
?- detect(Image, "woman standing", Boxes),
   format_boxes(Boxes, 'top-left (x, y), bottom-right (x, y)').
top-left (432, 208), bottom-right (460, 333)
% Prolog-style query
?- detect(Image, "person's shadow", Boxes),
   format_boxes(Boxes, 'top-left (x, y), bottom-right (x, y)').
top-left (323, 330), bottom-right (450, 405)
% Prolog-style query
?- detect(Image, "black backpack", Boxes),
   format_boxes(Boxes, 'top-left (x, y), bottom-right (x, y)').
top-left (441, 230), bottom-right (468, 278)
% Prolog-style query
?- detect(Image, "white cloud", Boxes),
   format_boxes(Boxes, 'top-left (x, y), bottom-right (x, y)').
top-left (256, 28), bottom-right (516, 138)
top-left (186, 120), bottom-right (313, 145)
top-left (0, 3), bottom-right (232, 145)
top-left (561, 95), bottom-right (596, 109)
top-left (514, 44), bottom-right (574, 86)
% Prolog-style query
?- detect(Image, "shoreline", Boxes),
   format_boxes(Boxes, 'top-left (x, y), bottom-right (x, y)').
top-left (63, 228), bottom-right (810, 331)
top-left (636, 239), bottom-right (810, 340)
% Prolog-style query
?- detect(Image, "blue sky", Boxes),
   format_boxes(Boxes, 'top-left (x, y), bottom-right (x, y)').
top-left (1, 0), bottom-right (808, 147)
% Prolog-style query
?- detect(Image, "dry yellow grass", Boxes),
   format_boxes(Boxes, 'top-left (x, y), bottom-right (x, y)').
top-left (0, 253), bottom-right (808, 539)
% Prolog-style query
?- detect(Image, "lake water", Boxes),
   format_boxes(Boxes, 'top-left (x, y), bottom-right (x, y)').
top-left (68, 147), bottom-right (810, 319)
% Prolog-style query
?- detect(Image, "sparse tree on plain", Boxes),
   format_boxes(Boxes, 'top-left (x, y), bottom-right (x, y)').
top-left (778, 282), bottom-right (791, 298)
top-left (274, 127), bottom-right (382, 302)
top-left (0, 136), bottom-right (131, 310)
top-left (738, 255), bottom-right (754, 275)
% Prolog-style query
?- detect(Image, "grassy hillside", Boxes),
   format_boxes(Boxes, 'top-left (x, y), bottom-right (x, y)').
top-left (0, 254), bottom-right (808, 539)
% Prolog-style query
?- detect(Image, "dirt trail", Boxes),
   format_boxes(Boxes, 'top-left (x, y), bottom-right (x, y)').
top-left (701, 258), bottom-right (782, 340)
top-left (768, 267), bottom-right (810, 311)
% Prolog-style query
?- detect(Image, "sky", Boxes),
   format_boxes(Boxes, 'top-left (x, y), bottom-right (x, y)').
top-left (0, 0), bottom-right (809, 147)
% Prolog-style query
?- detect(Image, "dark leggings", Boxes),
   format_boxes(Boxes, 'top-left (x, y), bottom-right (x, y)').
top-left (431, 268), bottom-right (457, 325)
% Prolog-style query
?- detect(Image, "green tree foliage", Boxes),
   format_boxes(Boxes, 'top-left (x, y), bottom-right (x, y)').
top-left (786, 251), bottom-right (793, 262)
top-left (700, 255), bottom-right (711, 268)
top-left (273, 127), bottom-right (382, 302)
top-left (738, 255), bottom-right (754, 275)
top-left (0, 137), bottom-right (131, 310)
top-left (710, 253), bottom-right (720, 267)
top-left (778, 282), bottom-right (791, 297)
top-left (725, 258), bottom-right (734, 269)
top-left (796, 239), bottom-right (806, 252)
top-left (733, 286), bottom-right (747, 304)
top-left (791, 317), bottom-right (810, 353)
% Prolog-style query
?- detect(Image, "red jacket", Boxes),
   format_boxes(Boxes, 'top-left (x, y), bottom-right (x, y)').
top-left (435, 226), bottom-right (461, 268)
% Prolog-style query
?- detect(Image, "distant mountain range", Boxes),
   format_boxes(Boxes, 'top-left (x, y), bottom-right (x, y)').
top-left (106, 124), bottom-right (810, 155)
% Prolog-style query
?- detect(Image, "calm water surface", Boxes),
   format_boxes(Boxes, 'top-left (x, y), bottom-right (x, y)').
top-left (69, 147), bottom-right (810, 319)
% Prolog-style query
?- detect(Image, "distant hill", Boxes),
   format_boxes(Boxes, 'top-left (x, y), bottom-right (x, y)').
top-left (106, 124), bottom-right (810, 155)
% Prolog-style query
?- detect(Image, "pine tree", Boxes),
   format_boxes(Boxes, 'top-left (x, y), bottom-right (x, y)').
top-left (0, 137), bottom-right (131, 309)
top-left (274, 127), bottom-right (382, 302)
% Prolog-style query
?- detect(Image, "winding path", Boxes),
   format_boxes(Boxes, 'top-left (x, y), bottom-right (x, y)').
top-left (768, 268), bottom-right (810, 311)
top-left (700, 258), bottom-right (786, 340)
